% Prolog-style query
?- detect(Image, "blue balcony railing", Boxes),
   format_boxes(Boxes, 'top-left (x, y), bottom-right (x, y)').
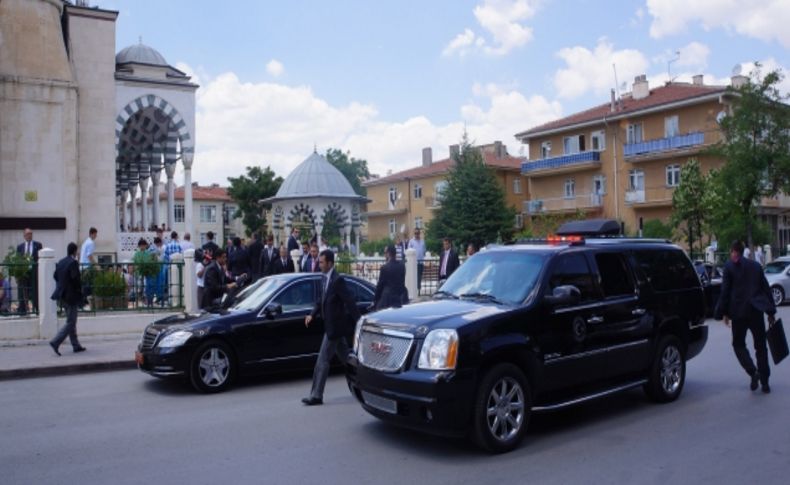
top-left (521, 150), bottom-right (600, 174)
top-left (624, 132), bottom-right (704, 158)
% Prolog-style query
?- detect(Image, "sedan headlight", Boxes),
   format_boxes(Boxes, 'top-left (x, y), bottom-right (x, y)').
top-left (157, 330), bottom-right (192, 348)
top-left (352, 317), bottom-right (365, 353)
top-left (418, 329), bottom-right (459, 370)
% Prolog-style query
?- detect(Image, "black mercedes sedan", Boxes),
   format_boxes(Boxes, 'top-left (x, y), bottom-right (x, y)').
top-left (136, 272), bottom-right (375, 393)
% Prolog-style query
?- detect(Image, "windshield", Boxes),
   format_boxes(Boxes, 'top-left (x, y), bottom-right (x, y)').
top-left (765, 261), bottom-right (790, 274)
top-left (437, 251), bottom-right (546, 305)
top-left (230, 277), bottom-right (286, 311)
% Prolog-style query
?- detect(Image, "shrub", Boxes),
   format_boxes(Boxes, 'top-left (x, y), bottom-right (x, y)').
top-left (92, 269), bottom-right (127, 298)
top-left (2, 246), bottom-right (33, 280)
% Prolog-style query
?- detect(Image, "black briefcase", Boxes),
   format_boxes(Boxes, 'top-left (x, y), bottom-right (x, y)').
top-left (767, 318), bottom-right (789, 365)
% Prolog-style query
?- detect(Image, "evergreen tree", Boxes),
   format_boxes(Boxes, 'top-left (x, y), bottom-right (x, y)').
top-left (325, 148), bottom-right (371, 196)
top-left (226, 166), bottom-right (283, 236)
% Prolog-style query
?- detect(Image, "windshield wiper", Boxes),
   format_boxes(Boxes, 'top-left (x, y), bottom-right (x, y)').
top-left (433, 290), bottom-right (459, 299)
top-left (460, 292), bottom-right (504, 305)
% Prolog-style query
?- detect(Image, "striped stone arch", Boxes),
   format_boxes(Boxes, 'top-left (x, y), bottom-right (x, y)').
top-left (114, 94), bottom-right (193, 158)
top-left (322, 202), bottom-right (350, 227)
top-left (287, 203), bottom-right (318, 227)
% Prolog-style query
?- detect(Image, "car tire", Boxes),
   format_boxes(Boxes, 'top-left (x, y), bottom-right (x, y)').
top-left (771, 286), bottom-right (784, 306)
top-left (471, 363), bottom-right (531, 454)
top-left (644, 335), bottom-right (685, 403)
top-left (189, 339), bottom-right (235, 393)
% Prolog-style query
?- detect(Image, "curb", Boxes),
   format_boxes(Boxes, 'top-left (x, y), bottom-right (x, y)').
top-left (0, 360), bottom-right (137, 381)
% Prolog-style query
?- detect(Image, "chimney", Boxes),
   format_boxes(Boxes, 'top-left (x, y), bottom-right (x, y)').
top-left (421, 147), bottom-right (432, 167)
top-left (494, 140), bottom-right (504, 159)
top-left (632, 74), bottom-right (649, 100)
top-left (692, 74), bottom-right (704, 86)
top-left (610, 89), bottom-right (616, 112)
top-left (449, 144), bottom-right (460, 160)
top-left (731, 74), bottom-right (749, 89)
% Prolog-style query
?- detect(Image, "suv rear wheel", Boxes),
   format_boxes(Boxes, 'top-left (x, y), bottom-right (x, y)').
top-left (644, 335), bottom-right (685, 403)
top-left (472, 363), bottom-right (531, 453)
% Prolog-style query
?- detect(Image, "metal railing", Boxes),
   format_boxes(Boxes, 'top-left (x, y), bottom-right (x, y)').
top-left (0, 262), bottom-right (39, 316)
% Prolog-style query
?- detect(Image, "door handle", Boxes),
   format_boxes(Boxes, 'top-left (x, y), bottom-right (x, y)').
top-left (632, 308), bottom-right (646, 316)
top-left (587, 316), bottom-right (604, 324)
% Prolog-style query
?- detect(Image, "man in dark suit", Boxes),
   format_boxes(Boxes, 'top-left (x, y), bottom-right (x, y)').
top-left (299, 244), bottom-right (320, 273)
top-left (201, 231), bottom-right (220, 259)
top-left (227, 237), bottom-right (250, 280)
top-left (302, 249), bottom-right (361, 405)
top-left (374, 245), bottom-right (408, 310)
top-left (438, 237), bottom-right (460, 284)
top-left (49, 242), bottom-right (85, 355)
top-left (17, 228), bottom-right (43, 314)
top-left (200, 249), bottom-right (237, 309)
top-left (287, 227), bottom-right (300, 253)
top-left (247, 233), bottom-right (263, 281)
top-left (715, 240), bottom-right (777, 393)
top-left (270, 246), bottom-right (295, 274)
top-left (259, 235), bottom-right (277, 277)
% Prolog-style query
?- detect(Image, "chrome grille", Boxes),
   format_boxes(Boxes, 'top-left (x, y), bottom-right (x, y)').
top-left (141, 327), bottom-right (161, 351)
top-left (359, 328), bottom-right (413, 372)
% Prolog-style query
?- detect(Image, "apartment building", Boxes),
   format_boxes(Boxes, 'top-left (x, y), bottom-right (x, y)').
top-left (363, 142), bottom-right (527, 241)
top-left (516, 74), bottom-right (790, 247)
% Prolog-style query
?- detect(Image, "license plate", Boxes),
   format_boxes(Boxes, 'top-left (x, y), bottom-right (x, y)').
top-left (134, 351), bottom-right (144, 365)
top-left (361, 391), bottom-right (397, 414)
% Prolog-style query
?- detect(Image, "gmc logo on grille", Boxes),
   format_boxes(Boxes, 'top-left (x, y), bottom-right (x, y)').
top-left (369, 341), bottom-right (392, 355)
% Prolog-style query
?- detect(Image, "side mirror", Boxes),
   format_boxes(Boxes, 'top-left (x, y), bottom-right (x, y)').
top-left (545, 285), bottom-right (581, 306)
top-left (263, 302), bottom-right (283, 319)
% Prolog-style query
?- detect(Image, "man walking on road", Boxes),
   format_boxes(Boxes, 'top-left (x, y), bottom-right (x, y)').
top-left (302, 249), bottom-right (361, 405)
top-left (49, 242), bottom-right (86, 355)
top-left (715, 240), bottom-right (776, 393)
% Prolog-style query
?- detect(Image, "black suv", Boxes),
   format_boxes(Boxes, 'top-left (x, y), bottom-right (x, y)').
top-left (346, 220), bottom-right (708, 453)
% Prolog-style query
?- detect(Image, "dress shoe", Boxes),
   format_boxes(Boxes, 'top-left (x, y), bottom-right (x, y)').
top-left (301, 397), bottom-right (323, 406)
top-left (762, 383), bottom-right (771, 394)
top-left (73, 346), bottom-right (87, 353)
top-left (49, 342), bottom-right (61, 356)
top-left (750, 372), bottom-right (760, 391)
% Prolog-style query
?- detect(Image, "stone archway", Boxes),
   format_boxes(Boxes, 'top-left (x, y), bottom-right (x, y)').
top-left (322, 202), bottom-right (351, 249)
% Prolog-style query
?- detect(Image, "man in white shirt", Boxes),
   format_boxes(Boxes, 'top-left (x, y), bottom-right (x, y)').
top-left (79, 227), bottom-right (98, 265)
top-left (180, 232), bottom-right (195, 251)
top-left (408, 228), bottom-right (427, 293)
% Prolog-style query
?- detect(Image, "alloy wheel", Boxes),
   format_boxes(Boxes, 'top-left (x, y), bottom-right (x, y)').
top-left (485, 376), bottom-right (525, 442)
top-left (198, 347), bottom-right (230, 388)
top-left (660, 345), bottom-right (682, 394)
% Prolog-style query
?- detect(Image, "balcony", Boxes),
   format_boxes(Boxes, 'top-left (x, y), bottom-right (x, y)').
top-left (624, 132), bottom-right (706, 161)
top-left (524, 193), bottom-right (603, 215)
top-left (624, 186), bottom-right (675, 208)
top-left (521, 151), bottom-right (601, 177)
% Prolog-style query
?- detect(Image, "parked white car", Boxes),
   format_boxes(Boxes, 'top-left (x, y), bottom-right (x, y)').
top-left (765, 256), bottom-right (790, 306)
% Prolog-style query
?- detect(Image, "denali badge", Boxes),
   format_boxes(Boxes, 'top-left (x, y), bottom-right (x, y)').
top-left (369, 341), bottom-right (392, 355)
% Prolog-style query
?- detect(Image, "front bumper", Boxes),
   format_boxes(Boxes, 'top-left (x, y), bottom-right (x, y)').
top-left (136, 344), bottom-right (192, 378)
top-left (346, 353), bottom-right (477, 437)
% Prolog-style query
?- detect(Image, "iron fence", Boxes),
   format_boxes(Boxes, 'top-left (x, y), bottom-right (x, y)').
top-left (0, 262), bottom-right (39, 316)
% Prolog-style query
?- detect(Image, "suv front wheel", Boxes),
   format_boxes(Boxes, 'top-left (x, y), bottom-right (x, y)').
top-left (471, 363), bottom-right (532, 453)
top-left (644, 335), bottom-right (686, 403)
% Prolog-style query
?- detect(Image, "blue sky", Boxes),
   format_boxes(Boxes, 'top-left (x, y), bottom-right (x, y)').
top-left (102, 0), bottom-right (790, 184)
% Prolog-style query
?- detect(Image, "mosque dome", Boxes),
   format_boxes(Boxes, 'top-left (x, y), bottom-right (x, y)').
top-left (116, 42), bottom-right (169, 66)
top-left (273, 152), bottom-right (363, 200)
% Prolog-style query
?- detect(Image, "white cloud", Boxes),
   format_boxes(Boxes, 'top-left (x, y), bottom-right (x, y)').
top-left (184, 67), bottom-right (562, 185)
top-left (443, 0), bottom-right (538, 57)
top-left (266, 59), bottom-right (284, 77)
top-left (677, 41), bottom-right (710, 69)
top-left (553, 39), bottom-right (650, 99)
top-left (647, 0), bottom-right (790, 48)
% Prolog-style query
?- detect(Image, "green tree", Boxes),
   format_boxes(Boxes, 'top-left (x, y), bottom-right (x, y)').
top-left (670, 159), bottom-right (709, 252)
top-left (227, 166), bottom-right (283, 237)
top-left (710, 66), bottom-right (790, 247)
top-left (325, 148), bottom-right (371, 196)
top-left (426, 137), bottom-right (516, 250)
top-left (642, 218), bottom-right (673, 240)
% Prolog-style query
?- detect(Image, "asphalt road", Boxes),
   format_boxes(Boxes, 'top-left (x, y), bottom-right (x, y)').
top-left (2, 312), bottom-right (789, 485)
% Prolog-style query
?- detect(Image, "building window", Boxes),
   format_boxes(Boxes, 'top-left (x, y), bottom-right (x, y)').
top-left (414, 217), bottom-right (423, 229)
top-left (515, 213), bottom-right (524, 229)
top-left (413, 184), bottom-right (422, 199)
top-left (666, 164), bottom-right (681, 187)
top-left (513, 178), bottom-right (522, 194)
top-left (199, 232), bottom-right (208, 246)
top-left (434, 180), bottom-right (448, 203)
top-left (388, 219), bottom-right (396, 237)
top-left (223, 205), bottom-right (236, 225)
top-left (200, 204), bottom-right (217, 223)
top-left (388, 186), bottom-right (398, 210)
top-left (665, 115), bottom-right (679, 138)
top-left (564, 178), bottom-right (576, 199)
top-left (541, 141), bottom-right (552, 159)
top-left (563, 135), bottom-right (585, 154)
top-left (627, 123), bottom-right (643, 144)
top-left (593, 175), bottom-right (606, 195)
top-left (174, 204), bottom-right (185, 223)
top-left (629, 169), bottom-right (645, 191)
top-left (591, 130), bottom-right (606, 151)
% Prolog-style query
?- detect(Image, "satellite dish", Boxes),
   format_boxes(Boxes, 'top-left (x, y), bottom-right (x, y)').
top-left (400, 224), bottom-right (406, 234)
top-left (731, 64), bottom-right (742, 76)
top-left (716, 110), bottom-right (727, 124)
top-left (397, 192), bottom-right (402, 201)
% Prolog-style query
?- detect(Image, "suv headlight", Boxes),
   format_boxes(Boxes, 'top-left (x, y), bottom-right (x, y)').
top-left (157, 330), bottom-right (192, 348)
top-left (352, 317), bottom-right (365, 354)
top-left (418, 329), bottom-right (459, 370)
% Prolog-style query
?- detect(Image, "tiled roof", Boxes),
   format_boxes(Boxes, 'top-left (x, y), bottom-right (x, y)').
top-left (365, 152), bottom-right (522, 187)
top-left (155, 184), bottom-right (232, 202)
top-left (516, 83), bottom-right (728, 139)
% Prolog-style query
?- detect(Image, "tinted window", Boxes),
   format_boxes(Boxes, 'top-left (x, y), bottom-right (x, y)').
top-left (765, 261), bottom-right (790, 274)
top-left (272, 280), bottom-right (315, 312)
top-left (632, 249), bottom-right (699, 291)
top-left (347, 280), bottom-right (374, 304)
top-left (440, 251), bottom-right (546, 305)
top-left (594, 252), bottom-right (635, 297)
top-left (547, 253), bottom-right (597, 302)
